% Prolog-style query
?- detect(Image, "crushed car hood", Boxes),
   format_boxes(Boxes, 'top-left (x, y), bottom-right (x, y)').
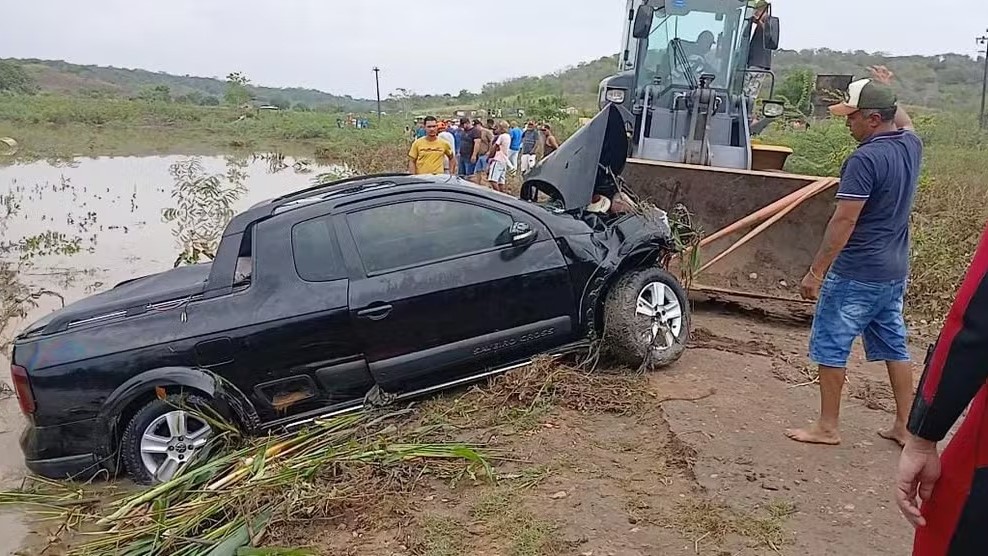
top-left (522, 104), bottom-right (628, 211)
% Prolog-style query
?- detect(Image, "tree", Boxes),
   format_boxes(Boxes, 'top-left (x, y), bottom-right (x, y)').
top-left (269, 96), bottom-right (291, 110)
top-left (224, 71), bottom-right (252, 106)
top-left (775, 68), bottom-right (815, 120)
top-left (292, 102), bottom-right (311, 111)
top-left (175, 90), bottom-right (207, 105)
top-left (388, 87), bottom-right (414, 114)
top-left (137, 84), bottom-right (172, 102)
top-left (200, 95), bottom-right (221, 106)
top-left (522, 95), bottom-right (566, 121)
top-left (0, 61), bottom-right (37, 94)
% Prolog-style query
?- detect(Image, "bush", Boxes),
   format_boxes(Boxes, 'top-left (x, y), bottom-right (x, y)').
top-left (764, 112), bottom-right (988, 320)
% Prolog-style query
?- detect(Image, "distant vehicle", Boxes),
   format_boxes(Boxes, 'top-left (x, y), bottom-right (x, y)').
top-left (12, 106), bottom-right (690, 484)
top-left (258, 105), bottom-right (280, 111)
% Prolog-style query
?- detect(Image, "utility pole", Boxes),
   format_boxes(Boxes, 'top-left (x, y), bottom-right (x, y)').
top-left (978, 32), bottom-right (988, 129)
top-left (372, 67), bottom-right (382, 121)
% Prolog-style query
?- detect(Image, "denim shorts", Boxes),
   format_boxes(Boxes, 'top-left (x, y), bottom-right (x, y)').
top-left (808, 271), bottom-right (910, 368)
top-left (474, 154), bottom-right (489, 173)
top-left (458, 158), bottom-right (476, 177)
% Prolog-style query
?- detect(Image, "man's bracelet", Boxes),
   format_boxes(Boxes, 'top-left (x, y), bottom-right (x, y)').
top-left (809, 268), bottom-right (825, 282)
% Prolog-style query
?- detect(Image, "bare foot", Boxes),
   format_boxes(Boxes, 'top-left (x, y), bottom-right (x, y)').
top-left (878, 425), bottom-right (908, 447)
top-left (785, 424), bottom-right (841, 445)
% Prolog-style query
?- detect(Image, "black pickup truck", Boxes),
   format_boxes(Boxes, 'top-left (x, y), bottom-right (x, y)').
top-left (10, 105), bottom-right (690, 483)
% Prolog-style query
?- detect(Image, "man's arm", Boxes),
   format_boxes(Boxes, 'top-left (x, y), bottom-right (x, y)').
top-left (908, 224), bottom-right (988, 442)
top-left (408, 142), bottom-right (418, 174)
top-left (809, 200), bottom-right (866, 278)
top-left (894, 106), bottom-right (914, 131)
top-left (809, 154), bottom-right (875, 276)
top-left (445, 143), bottom-right (455, 175)
top-left (471, 138), bottom-right (481, 162)
top-left (868, 65), bottom-right (913, 130)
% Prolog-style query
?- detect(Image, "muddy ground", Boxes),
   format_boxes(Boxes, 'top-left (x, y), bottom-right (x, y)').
top-left (0, 300), bottom-right (926, 556)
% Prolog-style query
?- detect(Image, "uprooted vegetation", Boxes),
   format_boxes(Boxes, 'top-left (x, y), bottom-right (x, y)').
top-left (0, 357), bottom-right (800, 555)
top-left (1, 409), bottom-right (491, 555)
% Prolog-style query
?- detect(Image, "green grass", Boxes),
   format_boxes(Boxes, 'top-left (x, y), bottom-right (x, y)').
top-left (470, 490), bottom-right (563, 555)
top-left (0, 93), bottom-right (411, 164)
top-left (419, 515), bottom-right (466, 556)
top-left (664, 497), bottom-right (797, 552)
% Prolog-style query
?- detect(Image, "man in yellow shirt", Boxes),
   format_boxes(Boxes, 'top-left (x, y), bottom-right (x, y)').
top-left (408, 116), bottom-right (455, 175)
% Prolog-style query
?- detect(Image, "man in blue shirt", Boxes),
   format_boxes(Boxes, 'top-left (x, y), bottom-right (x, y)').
top-left (786, 67), bottom-right (922, 447)
top-left (508, 121), bottom-right (523, 172)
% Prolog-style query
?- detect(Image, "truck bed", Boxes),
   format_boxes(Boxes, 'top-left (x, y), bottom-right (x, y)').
top-left (19, 262), bottom-right (213, 337)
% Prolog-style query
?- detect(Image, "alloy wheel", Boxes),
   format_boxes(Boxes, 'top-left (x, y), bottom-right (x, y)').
top-left (138, 410), bottom-right (212, 482)
top-left (634, 280), bottom-right (684, 352)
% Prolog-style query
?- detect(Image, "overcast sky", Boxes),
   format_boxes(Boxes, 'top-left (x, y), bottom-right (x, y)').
top-left (2, 0), bottom-right (987, 98)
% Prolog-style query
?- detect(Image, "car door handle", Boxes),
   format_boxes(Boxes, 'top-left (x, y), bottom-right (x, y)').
top-left (356, 304), bottom-right (392, 320)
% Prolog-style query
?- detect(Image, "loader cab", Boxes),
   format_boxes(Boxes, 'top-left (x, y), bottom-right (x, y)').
top-left (599, 0), bottom-right (781, 170)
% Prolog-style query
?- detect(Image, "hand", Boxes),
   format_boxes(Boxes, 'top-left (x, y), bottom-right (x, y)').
top-left (896, 436), bottom-right (941, 527)
top-left (800, 270), bottom-right (823, 300)
top-left (868, 65), bottom-right (895, 85)
top-left (471, 155), bottom-right (477, 164)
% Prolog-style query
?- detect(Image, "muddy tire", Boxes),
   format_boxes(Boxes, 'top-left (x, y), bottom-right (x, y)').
top-left (603, 267), bottom-right (690, 370)
top-left (121, 394), bottom-right (216, 485)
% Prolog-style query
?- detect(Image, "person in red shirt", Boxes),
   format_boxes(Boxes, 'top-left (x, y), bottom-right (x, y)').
top-left (896, 223), bottom-right (988, 555)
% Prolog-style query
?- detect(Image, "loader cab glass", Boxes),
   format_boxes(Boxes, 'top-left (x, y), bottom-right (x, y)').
top-left (637, 2), bottom-right (748, 92)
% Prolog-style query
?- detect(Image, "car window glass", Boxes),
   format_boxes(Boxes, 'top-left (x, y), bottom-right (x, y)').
top-left (348, 200), bottom-right (514, 274)
top-left (292, 215), bottom-right (346, 281)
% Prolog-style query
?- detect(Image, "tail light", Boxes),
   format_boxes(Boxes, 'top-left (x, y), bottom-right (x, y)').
top-left (10, 364), bottom-right (36, 415)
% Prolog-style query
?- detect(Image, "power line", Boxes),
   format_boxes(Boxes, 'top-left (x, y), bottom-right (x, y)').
top-left (977, 31), bottom-right (988, 129)
top-left (372, 67), bottom-right (382, 121)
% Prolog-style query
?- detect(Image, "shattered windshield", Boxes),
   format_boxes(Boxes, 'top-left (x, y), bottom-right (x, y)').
top-left (639, 6), bottom-right (749, 91)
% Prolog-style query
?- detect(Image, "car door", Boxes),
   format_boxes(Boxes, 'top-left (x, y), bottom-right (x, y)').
top-left (337, 191), bottom-right (576, 393)
top-left (228, 208), bottom-right (376, 425)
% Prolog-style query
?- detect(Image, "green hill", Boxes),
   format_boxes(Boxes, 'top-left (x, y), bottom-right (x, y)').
top-left (479, 50), bottom-right (987, 112)
top-left (3, 50), bottom-right (985, 116)
top-left (1, 58), bottom-right (376, 111)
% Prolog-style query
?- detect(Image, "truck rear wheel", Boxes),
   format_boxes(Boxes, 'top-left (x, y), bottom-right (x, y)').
top-left (121, 394), bottom-right (215, 484)
top-left (603, 267), bottom-right (690, 370)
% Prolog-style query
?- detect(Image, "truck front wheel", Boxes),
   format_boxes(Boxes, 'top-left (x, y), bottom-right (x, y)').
top-left (603, 267), bottom-right (690, 370)
top-left (120, 394), bottom-right (216, 484)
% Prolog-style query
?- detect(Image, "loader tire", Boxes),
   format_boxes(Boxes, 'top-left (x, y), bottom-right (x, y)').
top-left (603, 267), bottom-right (690, 370)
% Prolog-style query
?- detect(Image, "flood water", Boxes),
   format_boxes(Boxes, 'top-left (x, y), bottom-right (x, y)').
top-left (0, 154), bottom-right (349, 552)
top-left (1, 154), bottom-right (349, 321)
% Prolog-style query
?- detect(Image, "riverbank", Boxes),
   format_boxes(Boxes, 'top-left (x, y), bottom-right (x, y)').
top-left (0, 95), bottom-right (409, 165)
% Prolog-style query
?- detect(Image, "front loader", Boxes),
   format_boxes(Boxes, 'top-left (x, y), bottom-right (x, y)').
top-left (598, 0), bottom-right (839, 303)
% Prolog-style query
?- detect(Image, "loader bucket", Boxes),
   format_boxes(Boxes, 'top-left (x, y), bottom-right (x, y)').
top-left (623, 159), bottom-right (838, 301)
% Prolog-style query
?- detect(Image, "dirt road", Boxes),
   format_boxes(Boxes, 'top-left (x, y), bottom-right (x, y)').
top-left (1, 303), bottom-right (925, 555)
top-left (271, 303), bottom-right (924, 555)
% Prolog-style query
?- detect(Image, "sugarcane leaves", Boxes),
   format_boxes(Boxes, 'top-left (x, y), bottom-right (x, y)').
top-left (202, 509), bottom-right (273, 556)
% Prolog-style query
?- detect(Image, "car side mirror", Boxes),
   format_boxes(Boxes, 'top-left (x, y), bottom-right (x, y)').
top-left (761, 100), bottom-right (785, 119)
top-left (509, 221), bottom-right (536, 246)
top-left (632, 4), bottom-right (654, 39)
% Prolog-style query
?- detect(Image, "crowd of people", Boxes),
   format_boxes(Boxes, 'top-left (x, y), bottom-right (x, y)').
top-left (407, 116), bottom-right (559, 192)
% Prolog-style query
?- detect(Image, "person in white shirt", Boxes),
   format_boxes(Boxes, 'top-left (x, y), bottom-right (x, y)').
top-left (438, 121), bottom-right (457, 174)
